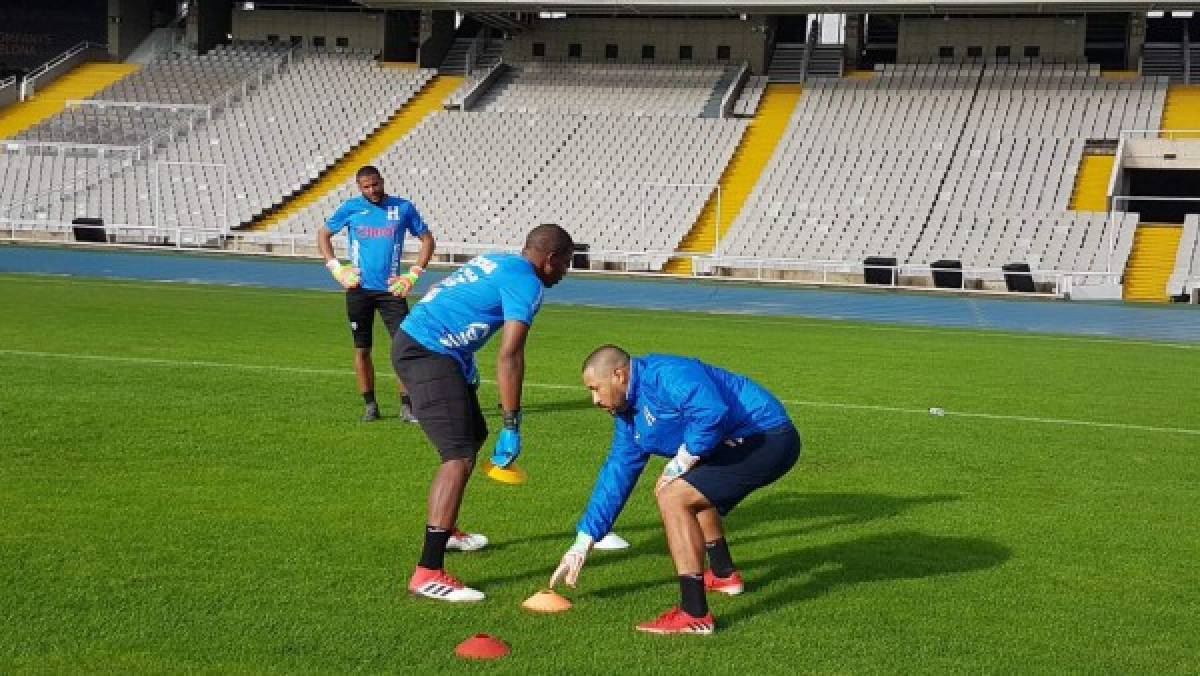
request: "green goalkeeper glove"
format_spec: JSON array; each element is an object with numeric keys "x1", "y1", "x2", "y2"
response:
[
  {"x1": 325, "y1": 259, "x2": 361, "y2": 289},
  {"x1": 387, "y1": 265, "x2": 424, "y2": 298}
]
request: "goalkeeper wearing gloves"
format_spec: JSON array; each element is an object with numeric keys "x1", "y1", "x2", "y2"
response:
[
  {"x1": 317, "y1": 165, "x2": 435, "y2": 423},
  {"x1": 550, "y1": 346, "x2": 801, "y2": 635}
]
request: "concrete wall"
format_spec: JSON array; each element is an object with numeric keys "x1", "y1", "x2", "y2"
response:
[
  {"x1": 108, "y1": 0, "x2": 155, "y2": 61},
  {"x1": 0, "y1": 0, "x2": 107, "y2": 71},
  {"x1": 899, "y1": 16, "x2": 1086, "y2": 62},
  {"x1": 1124, "y1": 139, "x2": 1200, "y2": 170},
  {"x1": 0, "y1": 78, "x2": 19, "y2": 108},
  {"x1": 504, "y1": 17, "x2": 770, "y2": 72},
  {"x1": 232, "y1": 8, "x2": 385, "y2": 52}
]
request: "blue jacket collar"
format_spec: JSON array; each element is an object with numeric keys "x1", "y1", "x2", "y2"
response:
[{"x1": 623, "y1": 357, "x2": 642, "y2": 414}]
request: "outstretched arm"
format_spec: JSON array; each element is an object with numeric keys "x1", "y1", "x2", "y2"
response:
[{"x1": 496, "y1": 319, "x2": 529, "y2": 416}]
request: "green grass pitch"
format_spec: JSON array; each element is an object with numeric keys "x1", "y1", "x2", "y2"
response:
[{"x1": 1, "y1": 274, "x2": 1198, "y2": 673}]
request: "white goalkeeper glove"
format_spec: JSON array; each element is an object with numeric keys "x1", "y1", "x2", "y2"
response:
[
  {"x1": 325, "y1": 259, "x2": 361, "y2": 289},
  {"x1": 549, "y1": 532, "x2": 594, "y2": 589},
  {"x1": 655, "y1": 444, "x2": 700, "y2": 495}
]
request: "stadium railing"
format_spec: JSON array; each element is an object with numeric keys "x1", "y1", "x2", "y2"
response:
[
  {"x1": 20, "y1": 42, "x2": 109, "y2": 101},
  {"x1": 2, "y1": 222, "x2": 1126, "y2": 299},
  {"x1": 719, "y1": 61, "x2": 750, "y2": 119},
  {"x1": 691, "y1": 254, "x2": 1119, "y2": 297},
  {"x1": 447, "y1": 60, "x2": 507, "y2": 110}
]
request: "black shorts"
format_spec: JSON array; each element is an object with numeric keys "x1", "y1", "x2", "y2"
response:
[
  {"x1": 684, "y1": 423, "x2": 802, "y2": 515},
  {"x1": 346, "y1": 288, "x2": 409, "y2": 349},
  {"x1": 391, "y1": 329, "x2": 488, "y2": 461}
]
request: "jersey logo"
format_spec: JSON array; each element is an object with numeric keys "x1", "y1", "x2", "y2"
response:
[
  {"x1": 388, "y1": 206, "x2": 400, "y2": 221},
  {"x1": 439, "y1": 322, "x2": 491, "y2": 349},
  {"x1": 643, "y1": 406, "x2": 656, "y2": 426}
]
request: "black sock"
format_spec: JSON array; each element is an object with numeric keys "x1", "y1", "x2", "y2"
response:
[
  {"x1": 679, "y1": 574, "x2": 708, "y2": 617},
  {"x1": 705, "y1": 538, "x2": 737, "y2": 578},
  {"x1": 419, "y1": 526, "x2": 451, "y2": 570},
  {"x1": 362, "y1": 390, "x2": 377, "y2": 406},
  {"x1": 401, "y1": 394, "x2": 412, "y2": 407}
]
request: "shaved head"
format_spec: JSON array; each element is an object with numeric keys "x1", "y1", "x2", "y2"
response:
[
  {"x1": 582, "y1": 345, "x2": 632, "y2": 416},
  {"x1": 582, "y1": 344, "x2": 630, "y2": 375}
]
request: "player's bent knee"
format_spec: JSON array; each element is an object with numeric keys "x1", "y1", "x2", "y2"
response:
[{"x1": 657, "y1": 480, "x2": 710, "y2": 512}]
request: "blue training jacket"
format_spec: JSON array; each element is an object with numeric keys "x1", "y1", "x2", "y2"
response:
[{"x1": 575, "y1": 354, "x2": 792, "y2": 540}]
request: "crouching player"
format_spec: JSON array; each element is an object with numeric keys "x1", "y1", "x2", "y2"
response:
[{"x1": 550, "y1": 345, "x2": 801, "y2": 634}]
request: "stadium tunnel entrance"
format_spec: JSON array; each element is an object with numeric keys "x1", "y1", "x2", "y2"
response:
[{"x1": 1122, "y1": 168, "x2": 1200, "y2": 223}]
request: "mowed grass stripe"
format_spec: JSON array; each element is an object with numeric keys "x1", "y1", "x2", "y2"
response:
[
  {"x1": 1, "y1": 275, "x2": 1198, "y2": 673},
  {"x1": 1, "y1": 348, "x2": 1198, "y2": 437}
]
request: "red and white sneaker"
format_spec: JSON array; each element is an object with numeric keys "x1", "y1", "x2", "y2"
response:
[
  {"x1": 704, "y1": 569, "x2": 745, "y2": 596},
  {"x1": 446, "y1": 529, "x2": 489, "y2": 552},
  {"x1": 407, "y1": 566, "x2": 485, "y2": 602},
  {"x1": 635, "y1": 607, "x2": 715, "y2": 635}
]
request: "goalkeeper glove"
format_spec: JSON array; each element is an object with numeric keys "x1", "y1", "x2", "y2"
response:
[
  {"x1": 387, "y1": 265, "x2": 424, "y2": 298},
  {"x1": 325, "y1": 259, "x2": 361, "y2": 289},
  {"x1": 656, "y1": 444, "x2": 700, "y2": 495},
  {"x1": 549, "y1": 532, "x2": 594, "y2": 588},
  {"x1": 490, "y1": 409, "x2": 521, "y2": 468}
]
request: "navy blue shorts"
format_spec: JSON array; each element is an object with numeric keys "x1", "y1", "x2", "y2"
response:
[{"x1": 683, "y1": 424, "x2": 802, "y2": 515}]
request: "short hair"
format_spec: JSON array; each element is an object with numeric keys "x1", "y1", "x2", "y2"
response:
[
  {"x1": 355, "y1": 165, "x2": 382, "y2": 181},
  {"x1": 524, "y1": 223, "x2": 574, "y2": 257},
  {"x1": 582, "y1": 344, "x2": 630, "y2": 374}
]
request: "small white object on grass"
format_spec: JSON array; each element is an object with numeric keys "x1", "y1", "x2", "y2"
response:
[
  {"x1": 929, "y1": 407, "x2": 945, "y2": 416},
  {"x1": 593, "y1": 533, "x2": 630, "y2": 550}
]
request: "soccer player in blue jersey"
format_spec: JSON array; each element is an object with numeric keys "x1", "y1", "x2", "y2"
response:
[
  {"x1": 392, "y1": 223, "x2": 574, "y2": 602},
  {"x1": 318, "y1": 166, "x2": 435, "y2": 424},
  {"x1": 549, "y1": 345, "x2": 802, "y2": 634}
]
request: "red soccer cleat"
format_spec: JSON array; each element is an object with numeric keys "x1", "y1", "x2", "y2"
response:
[
  {"x1": 635, "y1": 607, "x2": 715, "y2": 635},
  {"x1": 704, "y1": 569, "x2": 745, "y2": 596},
  {"x1": 408, "y1": 566, "x2": 485, "y2": 602}
]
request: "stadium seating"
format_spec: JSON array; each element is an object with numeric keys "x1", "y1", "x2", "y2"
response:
[
  {"x1": 732, "y1": 75, "x2": 769, "y2": 117},
  {"x1": 273, "y1": 108, "x2": 746, "y2": 268},
  {"x1": 1167, "y1": 213, "x2": 1200, "y2": 295},
  {"x1": 721, "y1": 62, "x2": 1168, "y2": 279},
  {"x1": 1, "y1": 46, "x2": 434, "y2": 231},
  {"x1": 477, "y1": 62, "x2": 729, "y2": 117}
]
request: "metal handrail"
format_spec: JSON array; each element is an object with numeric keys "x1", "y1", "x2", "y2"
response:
[
  {"x1": 21, "y1": 41, "x2": 107, "y2": 100},
  {"x1": 719, "y1": 61, "x2": 749, "y2": 119},
  {"x1": 0, "y1": 220, "x2": 1136, "y2": 299}
]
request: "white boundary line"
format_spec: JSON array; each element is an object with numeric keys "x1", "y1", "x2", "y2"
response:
[
  {"x1": 1, "y1": 274, "x2": 1197, "y2": 351},
  {"x1": 1, "y1": 348, "x2": 1196, "y2": 437}
]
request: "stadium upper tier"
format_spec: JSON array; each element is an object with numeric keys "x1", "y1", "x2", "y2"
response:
[
  {"x1": 477, "y1": 62, "x2": 731, "y2": 117},
  {"x1": 0, "y1": 47, "x2": 434, "y2": 229},
  {"x1": 721, "y1": 62, "x2": 1168, "y2": 276},
  {"x1": 13, "y1": 44, "x2": 290, "y2": 147}
]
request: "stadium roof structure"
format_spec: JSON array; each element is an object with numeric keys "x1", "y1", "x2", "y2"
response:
[{"x1": 359, "y1": 1, "x2": 1199, "y2": 13}]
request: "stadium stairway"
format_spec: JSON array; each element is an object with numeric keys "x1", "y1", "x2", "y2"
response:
[
  {"x1": 1123, "y1": 224, "x2": 1183, "y2": 302},
  {"x1": 1160, "y1": 85, "x2": 1200, "y2": 139},
  {"x1": 1068, "y1": 154, "x2": 1115, "y2": 212},
  {"x1": 0, "y1": 63, "x2": 140, "y2": 139},
  {"x1": 252, "y1": 72, "x2": 463, "y2": 230},
  {"x1": 663, "y1": 84, "x2": 803, "y2": 275}
]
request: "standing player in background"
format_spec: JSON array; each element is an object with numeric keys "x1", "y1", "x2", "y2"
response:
[
  {"x1": 318, "y1": 166, "x2": 434, "y2": 423},
  {"x1": 550, "y1": 345, "x2": 802, "y2": 634},
  {"x1": 393, "y1": 224, "x2": 574, "y2": 602}
]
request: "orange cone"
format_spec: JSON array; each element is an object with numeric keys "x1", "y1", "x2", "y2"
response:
[
  {"x1": 521, "y1": 589, "x2": 573, "y2": 614},
  {"x1": 455, "y1": 633, "x2": 510, "y2": 660}
]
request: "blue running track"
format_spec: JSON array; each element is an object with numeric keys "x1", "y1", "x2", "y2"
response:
[{"x1": 2, "y1": 244, "x2": 1197, "y2": 343}]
